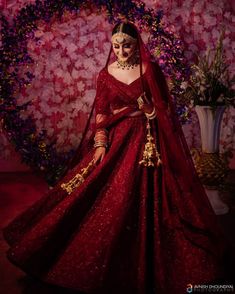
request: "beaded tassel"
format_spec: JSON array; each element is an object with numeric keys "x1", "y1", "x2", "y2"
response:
[
  {"x1": 61, "y1": 160, "x2": 95, "y2": 195},
  {"x1": 139, "y1": 119, "x2": 162, "y2": 167}
]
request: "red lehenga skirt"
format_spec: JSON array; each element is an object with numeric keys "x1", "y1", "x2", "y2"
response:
[
  {"x1": 4, "y1": 60, "x2": 228, "y2": 293},
  {"x1": 3, "y1": 110, "x2": 226, "y2": 294}
]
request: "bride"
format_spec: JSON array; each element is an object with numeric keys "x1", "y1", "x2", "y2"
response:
[{"x1": 3, "y1": 21, "x2": 227, "y2": 294}]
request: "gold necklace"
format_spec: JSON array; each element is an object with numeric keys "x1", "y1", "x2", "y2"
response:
[{"x1": 117, "y1": 55, "x2": 139, "y2": 70}]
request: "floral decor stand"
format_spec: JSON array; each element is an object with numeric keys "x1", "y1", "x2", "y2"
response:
[{"x1": 193, "y1": 105, "x2": 229, "y2": 215}]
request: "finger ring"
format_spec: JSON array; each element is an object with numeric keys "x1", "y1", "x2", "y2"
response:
[{"x1": 137, "y1": 96, "x2": 144, "y2": 109}]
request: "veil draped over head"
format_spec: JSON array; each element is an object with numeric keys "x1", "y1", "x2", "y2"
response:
[{"x1": 67, "y1": 22, "x2": 226, "y2": 259}]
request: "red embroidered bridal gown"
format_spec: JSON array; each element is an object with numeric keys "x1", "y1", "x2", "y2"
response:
[{"x1": 3, "y1": 65, "x2": 226, "y2": 294}]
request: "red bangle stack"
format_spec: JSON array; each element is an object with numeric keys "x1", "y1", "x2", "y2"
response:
[{"x1": 94, "y1": 128, "x2": 108, "y2": 148}]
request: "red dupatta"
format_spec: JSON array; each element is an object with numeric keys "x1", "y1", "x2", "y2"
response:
[{"x1": 66, "y1": 22, "x2": 226, "y2": 259}]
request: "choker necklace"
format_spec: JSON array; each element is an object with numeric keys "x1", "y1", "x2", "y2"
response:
[{"x1": 117, "y1": 55, "x2": 139, "y2": 70}]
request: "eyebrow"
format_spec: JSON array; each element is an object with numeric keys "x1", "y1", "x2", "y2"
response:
[{"x1": 113, "y1": 42, "x2": 131, "y2": 46}]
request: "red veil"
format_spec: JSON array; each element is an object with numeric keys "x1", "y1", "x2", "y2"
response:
[{"x1": 68, "y1": 22, "x2": 226, "y2": 260}]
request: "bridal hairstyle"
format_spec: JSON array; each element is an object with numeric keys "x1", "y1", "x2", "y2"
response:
[{"x1": 112, "y1": 22, "x2": 138, "y2": 39}]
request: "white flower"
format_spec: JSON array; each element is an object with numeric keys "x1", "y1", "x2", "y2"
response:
[
  {"x1": 85, "y1": 47, "x2": 94, "y2": 57},
  {"x1": 63, "y1": 72, "x2": 73, "y2": 85},
  {"x1": 54, "y1": 81, "x2": 62, "y2": 92},
  {"x1": 53, "y1": 94, "x2": 64, "y2": 104},
  {"x1": 54, "y1": 67, "x2": 64, "y2": 78},
  {"x1": 83, "y1": 89, "x2": 96, "y2": 108},
  {"x1": 201, "y1": 31, "x2": 211, "y2": 44},
  {"x1": 76, "y1": 80, "x2": 85, "y2": 92},
  {"x1": 180, "y1": 81, "x2": 189, "y2": 90},
  {"x1": 34, "y1": 64, "x2": 44, "y2": 77},
  {"x1": 57, "y1": 131, "x2": 68, "y2": 145},
  {"x1": 69, "y1": 133, "x2": 82, "y2": 147},
  {"x1": 69, "y1": 100, "x2": 84, "y2": 113},
  {"x1": 44, "y1": 31, "x2": 54, "y2": 42},
  {"x1": 41, "y1": 83, "x2": 55, "y2": 101},
  {"x1": 203, "y1": 15, "x2": 217, "y2": 28},
  {"x1": 57, "y1": 117, "x2": 74, "y2": 129},
  {"x1": 78, "y1": 36, "x2": 89, "y2": 48},
  {"x1": 68, "y1": 86, "x2": 75, "y2": 96},
  {"x1": 71, "y1": 68, "x2": 80, "y2": 79},
  {"x1": 70, "y1": 52, "x2": 79, "y2": 61},
  {"x1": 193, "y1": 1, "x2": 204, "y2": 13},
  {"x1": 39, "y1": 100, "x2": 49, "y2": 113},
  {"x1": 211, "y1": 29, "x2": 220, "y2": 41},
  {"x1": 51, "y1": 40, "x2": 58, "y2": 48},
  {"x1": 33, "y1": 110, "x2": 44, "y2": 121},
  {"x1": 44, "y1": 69, "x2": 54, "y2": 80},
  {"x1": 66, "y1": 42, "x2": 77, "y2": 54},
  {"x1": 96, "y1": 32, "x2": 106, "y2": 42},
  {"x1": 61, "y1": 88, "x2": 69, "y2": 97}
]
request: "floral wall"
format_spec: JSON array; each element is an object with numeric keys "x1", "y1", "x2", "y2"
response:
[{"x1": 0, "y1": 0, "x2": 234, "y2": 172}]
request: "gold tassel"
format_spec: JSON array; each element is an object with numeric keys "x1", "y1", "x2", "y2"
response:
[
  {"x1": 61, "y1": 159, "x2": 95, "y2": 195},
  {"x1": 139, "y1": 119, "x2": 162, "y2": 167}
]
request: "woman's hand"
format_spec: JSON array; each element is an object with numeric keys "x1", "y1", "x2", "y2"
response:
[
  {"x1": 137, "y1": 93, "x2": 154, "y2": 114},
  {"x1": 140, "y1": 103, "x2": 154, "y2": 114},
  {"x1": 93, "y1": 147, "x2": 106, "y2": 164}
]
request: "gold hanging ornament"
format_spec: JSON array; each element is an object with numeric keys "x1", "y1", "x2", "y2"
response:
[
  {"x1": 61, "y1": 159, "x2": 95, "y2": 195},
  {"x1": 139, "y1": 119, "x2": 162, "y2": 167}
]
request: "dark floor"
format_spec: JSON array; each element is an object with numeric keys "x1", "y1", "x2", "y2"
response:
[{"x1": 0, "y1": 171, "x2": 235, "y2": 293}]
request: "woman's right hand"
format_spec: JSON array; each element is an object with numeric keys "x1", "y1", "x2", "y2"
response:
[
  {"x1": 93, "y1": 147, "x2": 106, "y2": 164},
  {"x1": 137, "y1": 93, "x2": 153, "y2": 114}
]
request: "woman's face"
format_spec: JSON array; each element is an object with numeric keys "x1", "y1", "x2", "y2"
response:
[{"x1": 112, "y1": 41, "x2": 137, "y2": 63}]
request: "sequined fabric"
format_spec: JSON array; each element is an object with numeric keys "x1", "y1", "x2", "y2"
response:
[{"x1": 3, "y1": 67, "x2": 227, "y2": 294}]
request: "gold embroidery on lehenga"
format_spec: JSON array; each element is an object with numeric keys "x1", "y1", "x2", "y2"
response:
[{"x1": 61, "y1": 160, "x2": 95, "y2": 195}]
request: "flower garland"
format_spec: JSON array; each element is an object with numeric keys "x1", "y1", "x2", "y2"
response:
[{"x1": 0, "y1": 0, "x2": 190, "y2": 184}]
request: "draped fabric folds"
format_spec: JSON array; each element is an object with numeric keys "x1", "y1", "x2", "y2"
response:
[{"x1": 3, "y1": 24, "x2": 227, "y2": 294}]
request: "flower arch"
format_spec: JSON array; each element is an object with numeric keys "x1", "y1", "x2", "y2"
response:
[{"x1": 0, "y1": 0, "x2": 190, "y2": 184}]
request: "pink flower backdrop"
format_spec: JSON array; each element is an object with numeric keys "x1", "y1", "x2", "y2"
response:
[{"x1": 0, "y1": 0, "x2": 234, "y2": 171}]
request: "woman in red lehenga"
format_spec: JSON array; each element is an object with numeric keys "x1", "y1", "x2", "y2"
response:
[{"x1": 3, "y1": 22, "x2": 229, "y2": 293}]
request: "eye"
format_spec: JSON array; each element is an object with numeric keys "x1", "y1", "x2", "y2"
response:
[
  {"x1": 113, "y1": 44, "x2": 119, "y2": 49},
  {"x1": 123, "y1": 43, "x2": 131, "y2": 49}
]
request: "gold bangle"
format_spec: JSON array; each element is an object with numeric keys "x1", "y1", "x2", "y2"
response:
[
  {"x1": 145, "y1": 107, "x2": 156, "y2": 120},
  {"x1": 94, "y1": 141, "x2": 108, "y2": 148}
]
